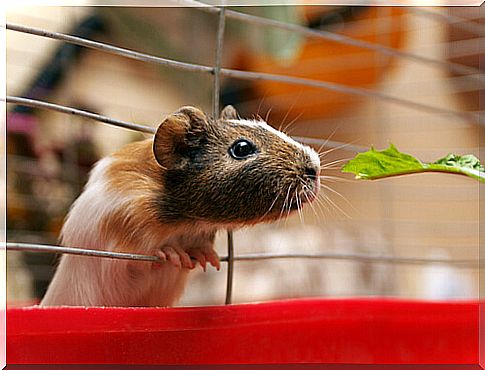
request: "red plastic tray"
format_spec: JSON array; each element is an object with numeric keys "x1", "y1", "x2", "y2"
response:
[{"x1": 7, "y1": 298, "x2": 479, "y2": 364}]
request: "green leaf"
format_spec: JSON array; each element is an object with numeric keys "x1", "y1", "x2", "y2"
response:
[
  {"x1": 342, "y1": 144, "x2": 485, "y2": 183},
  {"x1": 433, "y1": 153, "x2": 484, "y2": 171}
]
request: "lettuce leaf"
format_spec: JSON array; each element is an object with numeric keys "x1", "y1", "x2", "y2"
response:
[{"x1": 342, "y1": 144, "x2": 484, "y2": 183}]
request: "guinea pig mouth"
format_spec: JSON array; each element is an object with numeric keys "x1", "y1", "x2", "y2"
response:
[
  {"x1": 281, "y1": 178, "x2": 320, "y2": 213},
  {"x1": 300, "y1": 177, "x2": 320, "y2": 204},
  {"x1": 299, "y1": 188, "x2": 318, "y2": 204},
  {"x1": 287, "y1": 188, "x2": 318, "y2": 211}
]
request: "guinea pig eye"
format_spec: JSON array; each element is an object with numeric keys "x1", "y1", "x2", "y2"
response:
[{"x1": 229, "y1": 139, "x2": 257, "y2": 160}]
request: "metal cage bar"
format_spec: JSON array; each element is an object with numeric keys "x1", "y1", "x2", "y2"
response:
[
  {"x1": 5, "y1": 242, "x2": 479, "y2": 268},
  {"x1": 5, "y1": 22, "x2": 480, "y2": 124},
  {"x1": 211, "y1": 7, "x2": 235, "y2": 305},
  {"x1": 219, "y1": 7, "x2": 482, "y2": 77},
  {"x1": 4, "y1": 96, "x2": 360, "y2": 152}
]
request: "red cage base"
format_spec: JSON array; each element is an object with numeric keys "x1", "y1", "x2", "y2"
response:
[{"x1": 7, "y1": 298, "x2": 479, "y2": 364}]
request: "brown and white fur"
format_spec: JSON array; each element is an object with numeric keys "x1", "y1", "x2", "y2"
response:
[{"x1": 41, "y1": 105, "x2": 320, "y2": 307}]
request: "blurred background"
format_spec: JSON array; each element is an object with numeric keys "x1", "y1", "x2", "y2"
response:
[{"x1": 5, "y1": 5, "x2": 483, "y2": 306}]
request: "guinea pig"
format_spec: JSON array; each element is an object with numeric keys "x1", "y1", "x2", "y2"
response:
[{"x1": 41, "y1": 105, "x2": 321, "y2": 307}]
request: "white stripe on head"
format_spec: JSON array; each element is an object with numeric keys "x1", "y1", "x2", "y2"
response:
[{"x1": 227, "y1": 119, "x2": 321, "y2": 169}]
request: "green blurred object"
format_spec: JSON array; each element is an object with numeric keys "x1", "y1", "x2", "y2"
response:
[{"x1": 231, "y1": 7, "x2": 304, "y2": 63}]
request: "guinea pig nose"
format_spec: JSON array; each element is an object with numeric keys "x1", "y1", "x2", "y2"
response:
[{"x1": 304, "y1": 167, "x2": 317, "y2": 180}]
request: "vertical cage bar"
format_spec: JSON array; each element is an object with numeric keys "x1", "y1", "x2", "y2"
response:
[
  {"x1": 213, "y1": 7, "x2": 225, "y2": 118},
  {"x1": 225, "y1": 230, "x2": 234, "y2": 304},
  {"x1": 211, "y1": 7, "x2": 233, "y2": 305}
]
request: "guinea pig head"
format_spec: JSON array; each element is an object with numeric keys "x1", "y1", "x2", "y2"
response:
[{"x1": 153, "y1": 105, "x2": 320, "y2": 225}]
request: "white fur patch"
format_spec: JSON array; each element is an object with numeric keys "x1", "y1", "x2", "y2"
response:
[{"x1": 60, "y1": 157, "x2": 132, "y2": 250}]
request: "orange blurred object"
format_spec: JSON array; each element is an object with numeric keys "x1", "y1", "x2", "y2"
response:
[{"x1": 246, "y1": 7, "x2": 407, "y2": 122}]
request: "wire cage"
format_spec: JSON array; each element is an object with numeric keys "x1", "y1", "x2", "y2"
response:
[{"x1": 4, "y1": 3, "x2": 483, "y2": 365}]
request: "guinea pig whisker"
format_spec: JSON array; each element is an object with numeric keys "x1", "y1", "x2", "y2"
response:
[
  {"x1": 296, "y1": 176, "x2": 307, "y2": 194},
  {"x1": 318, "y1": 140, "x2": 359, "y2": 158},
  {"x1": 307, "y1": 189, "x2": 327, "y2": 221},
  {"x1": 264, "y1": 107, "x2": 273, "y2": 123},
  {"x1": 253, "y1": 113, "x2": 263, "y2": 122},
  {"x1": 284, "y1": 190, "x2": 296, "y2": 227},
  {"x1": 320, "y1": 157, "x2": 353, "y2": 167},
  {"x1": 321, "y1": 193, "x2": 349, "y2": 219},
  {"x1": 319, "y1": 182, "x2": 346, "y2": 202},
  {"x1": 316, "y1": 124, "x2": 341, "y2": 154},
  {"x1": 309, "y1": 184, "x2": 325, "y2": 217},
  {"x1": 319, "y1": 195, "x2": 334, "y2": 217},
  {"x1": 318, "y1": 158, "x2": 353, "y2": 173},
  {"x1": 314, "y1": 195, "x2": 328, "y2": 222},
  {"x1": 318, "y1": 162, "x2": 350, "y2": 175},
  {"x1": 301, "y1": 191, "x2": 313, "y2": 217},
  {"x1": 283, "y1": 113, "x2": 304, "y2": 135},
  {"x1": 302, "y1": 185, "x2": 320, "y2": 222},
  {"x1": 278, "y1": 111, "x2": 290, "y2": 132},
  {"x1": 299, "y1": 193, "x2": 306, "y2": 223},
  {"x1": 278, "y1": 91, "x2": 301, "y2": 132},
  {"x1": 295, "y1": 192, "x2": 304, "y2": 224},
  {"x1": 318, "y1": 175, "x2": 352, "y2": 183},
  {"x1": 287, "y1": 188, "x2": 296, "y2": 218},
  {"x1": 319, "y1": 177, "x2": 343, "y2": 197},
  {"x1": 293, "y1": 192, "x2": 300, "y2": 224},
  {"x1": 302, "y1": 183, "x2": 316, "y2": 197},
  {"x1": 278, "y1": 184, "x2": 293, "y2": 221},
  {"x1": 319, "y1": 187, "x2": 351, "y2": 219},
  {"x1": 256, "y1": 95, "x2": 265, "y2": 118},
  {"x1": 319, "y1": 182, "x2": 354, "y2": 211},
  {"x1": 319, "y1": 166, "x2": 347, "y2": 171}
]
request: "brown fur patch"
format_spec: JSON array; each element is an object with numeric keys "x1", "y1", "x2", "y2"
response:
[
  {"x1": 101, "y1": 139, "x2": 172, "y2": 253},
  {"x1": 107, "y1": 139, "x2": 164, "y2": 196}
]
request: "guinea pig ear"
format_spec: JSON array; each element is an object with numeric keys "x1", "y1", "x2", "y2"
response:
[
  {"x1": 153, "y1": 106, "x2": 208, "y2": 168},
  {"x1": 220, "y1": 105, "x2": 238, "y2": 120}
]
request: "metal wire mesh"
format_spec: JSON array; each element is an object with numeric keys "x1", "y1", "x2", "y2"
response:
[{"x1": 4, "y1": 4, "x2": 483, "y2": 305}]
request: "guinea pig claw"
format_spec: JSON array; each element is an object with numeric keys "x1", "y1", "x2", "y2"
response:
[
  {"x1": 190, "y1": 250, "x2": 207, "y2": 271},
  {"x1": 206, "y1": 250, "x2": 221, "y2": 271},
  {"x1": 187, "y1": 248, "x2": 220, "y2": 271}
]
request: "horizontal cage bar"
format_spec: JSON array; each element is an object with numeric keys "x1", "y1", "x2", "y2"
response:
[
  {"x1": 5, "y1": 96, "x2": 361, "y2": 152},
  {"x1": 4, "y1": 242, "x2": 479, "y2": 268},
  {"x1": 5, "y1": 23, "x2": 480, "y2": 124}
]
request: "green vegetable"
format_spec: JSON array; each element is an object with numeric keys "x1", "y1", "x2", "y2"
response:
[{"x1": 342, "y1": 144, "x2": 484, "y2": 183}]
